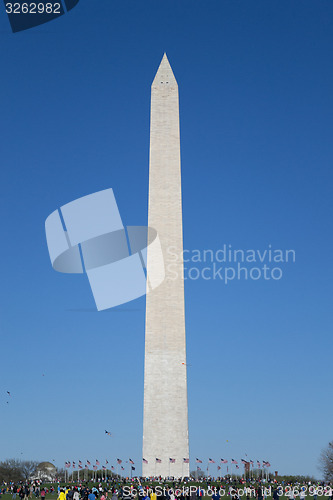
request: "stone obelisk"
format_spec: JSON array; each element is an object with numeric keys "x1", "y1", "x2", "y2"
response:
[{"x1": 143, "y1": 54, "x2": 189, "y2": 478}]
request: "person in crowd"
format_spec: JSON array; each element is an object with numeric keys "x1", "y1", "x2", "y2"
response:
[
  {"x1": 67, "y1": 488, "x2": 74, "y2": 500},
  {"x1": 272, "y1": 487, "x2": 279, "y2": 500},
  {"x1": 19, "y1": 487, "x2": 25, "y2": 500},
  {"x1": 58, "y1": 489, "x2": 66, "y2": 500},
  {"x1": 313, "y1": 486, "x2": 318, "y2": 500},
  {"x1": 257, "y1": 486, "x2": 263, "y2": 500},
  {"x1": 300, "y1": 487, "x2": 306, "y2": 500},
  {"x1": 80, "y1": 487, "x2": 88, "y2": 500}
]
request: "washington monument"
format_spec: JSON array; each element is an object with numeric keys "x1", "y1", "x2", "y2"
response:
[{"x1": 143, "y1": 54, "x2": 189, "y2": 478}]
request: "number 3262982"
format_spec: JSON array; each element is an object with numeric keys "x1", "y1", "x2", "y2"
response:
[{"x1": 5, "y1": 3, "x2": 61, "y2": 14}]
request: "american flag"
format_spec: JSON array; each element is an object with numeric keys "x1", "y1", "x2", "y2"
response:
[
  {"x1": 197, "y1": 466, "x2": 201, "y2": 471},
  {"x1": 196, "y1": 458, "x2": 202, "y2": 463},
  {"x1": 241, "y1": 459, "x2": 248, "y2": 464},
  {"x1": 121, "y1": 466, "x2": 124, "y2": 470},
  {"x1": 257, "y1": 460, "x2": 261, "y2": 468},
  {"x1": 231, "y1": 459, "x2": 238, "y2": 465},
  {"x1": 250, "y1": 460, "x2": 254, "y2": 465},
  {"x1": 102, "y1": 466, "x2": 106, "y2": 470},
  {"x1": 221, "y1": 459, "x2": 228, "y2": 464},
  {"x1": 65, "y1": 462, "x2": 70, "y2": 468},
  {"x1": 236, "y1": 465, "x2": 239, "y2": 469},
  {"x1": 263, "y1": 460, "x2": 271, "y2": 467},
  {"x1": 183, "y1": 458, "x2": 189, "y2": 463},
  {"x1": 93, "y1": 465, "x2": 97, "y2": 470},
  {"x1": 78, "y1": 460, "x2": 82, "y2": 466},
  {"x1": 155, "y1": 458, "x2": 161, "y2": 463},
  {"x1": 85, "y1": 465, "x2": 88, "y2": 470},
  {"x1": 106, "y1": 460, "x2": 109, "y2": 464},
  {"x1": 169, "y1": 458, "x2": 175, "y2": 463},
  {"x1": 111, "y1": 466, "x2": 115, "y2": 470},
  {"x1": 96, "y1": 459, "x2": 100, "y2": 466},
  {"x1": 117, "y1": 459, "x2": 122, "y2": 464},
  {"x1": 142, "y1": 458, "x2": 148, "y2": 464},
  {"x1": 217, "y1": 466, "x2": 221, "y2": 470},
  {"x1": 72, "y1": 462, "x2": 75, "y2": 468},
  {"x1": 209, "y1": 458, "x2": 215, "y2": 463},
  {"x1": 78, "y1": 465, "x2": 82, "y2": 469},
  {"x1": 87, "y1": 460, "x2": 91, "y2": 465},
  {"x1": 129, "y1": 459, "x2": 134, "y2": 464}
]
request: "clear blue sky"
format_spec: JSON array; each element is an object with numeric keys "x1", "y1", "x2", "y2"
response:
[{"x1": 0, "y1": 0, "x2": 332, "y2": 479}]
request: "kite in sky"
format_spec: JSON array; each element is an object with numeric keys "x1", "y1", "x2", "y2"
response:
[{"x1": 105, "y1": 430, "x2": 112, "y2": 436}]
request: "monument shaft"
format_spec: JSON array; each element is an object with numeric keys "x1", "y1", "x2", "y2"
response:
[{"x1": 143, "y1": 55, "x2": 189, "y2": 478}]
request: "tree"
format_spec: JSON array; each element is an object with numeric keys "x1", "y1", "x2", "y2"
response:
[
  {"x1": 0, "y1": 459, "x2": 39, "y2": 483},
  {"x1": 57, "y1": 467, "x2": 66, "y2": 482},
  {"x1": 319, "y1": 441, "x2": 333, "y2": 481},
  {"x1": 0, "y1": 459, "x2": 24, "y2": 483},
  {"x1": 21, "y1": 460, "x2": 39, "y2": 481},
  {"x1": 190, "y1": 469, "x2": 204, "y2": 479}
]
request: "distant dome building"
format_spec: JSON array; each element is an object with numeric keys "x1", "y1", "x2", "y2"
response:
[{"x1": 33, "y1": 462, "x2": 57, "y2": 481}]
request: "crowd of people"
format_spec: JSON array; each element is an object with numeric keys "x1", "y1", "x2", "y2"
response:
[
  {"x1": 1, "y1": 479, "x2": 332, "y2": 500},
  {"x1": 2, "y1": 484, "x2": 55, "y2": 499}
]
